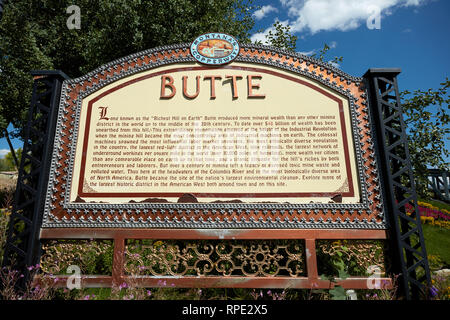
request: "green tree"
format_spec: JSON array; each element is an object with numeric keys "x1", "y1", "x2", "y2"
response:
[
  {"x1": 401, "y1": 79, "x2": 450, "y2": 197},
  {"x1": 311, "y1": 43, "x2": 343, "y2": 66},
  {"x1": 256, "y1": 20, "x2": 342, "y2": 66},
  {"x1": 256, "y1": 20, "x2": 298, "y2": 52},
  {"x1": 0, "y1": 0, "x2": 256, "y2": 154},
  {"x1": 4, "y1": 148, "x2": 21, "y2": 171},
  {"x1": 0, "y1": 158, "x2": 10, "y2": 171},
  {"x1": 0, "y1": 148, "x2": 21, "y2": 171}
]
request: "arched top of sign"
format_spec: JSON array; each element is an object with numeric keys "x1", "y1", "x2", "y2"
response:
[
  {"x1": 66, "y1": 42, "x2": 362, "y2": 89},
  {"x1": 190, "y1": 33, "x2": 240, "y2": 65},
  {"x1": 43, "y1": 39, "x2": 386, "y2": 230}
]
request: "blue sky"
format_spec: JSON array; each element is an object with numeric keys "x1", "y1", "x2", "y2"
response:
[
  {"x1": 0, "y1": 0, "x2": 448, "y2": 161},
  {"x1": 250, "y1": 0, "x2": 449, "y2": 90},
  {"x1": 249, "y1": 0, "x2": 449, "y2": 162}
]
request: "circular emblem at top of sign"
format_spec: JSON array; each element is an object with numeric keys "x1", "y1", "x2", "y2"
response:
[{"x1": 190, "y1": 33, "x2": 240, "y2": 65}]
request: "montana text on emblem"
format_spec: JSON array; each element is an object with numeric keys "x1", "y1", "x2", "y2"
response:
[{"x1": 190, "y1": 33, "x2": 240, "y2": 65}]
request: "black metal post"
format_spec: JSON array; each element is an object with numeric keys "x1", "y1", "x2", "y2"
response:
[
  {"x1": 0, "y1": 0, "x2": 4, "y2": 21},
  {"x1": 364, "y1": 69, "x2": 431, "y2": 300},
  {"x1": 1, "y1": 71, "x2": 69, "y2": 292}
]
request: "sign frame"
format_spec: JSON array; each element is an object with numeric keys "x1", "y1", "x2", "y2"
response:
[
  {"x1": 41, "y1": 43, "x2": 385, "y2": 231},
  {"x1": 1, "y1": 42, "x2": 430, "y2": 299}
]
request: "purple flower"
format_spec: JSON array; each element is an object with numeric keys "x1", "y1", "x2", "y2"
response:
[
  {"x1": 147, "y1": 290, "x2": 152, "y2": 296},
  {"x1": 430, "y1": 286, "x2": 439, "y2": 297},
  {"x1": 119, "y1": 282, "x2": 128, "y2": 290},
  {"x1": 84, "y1": 295, "x2": 90, "y2": 300}
]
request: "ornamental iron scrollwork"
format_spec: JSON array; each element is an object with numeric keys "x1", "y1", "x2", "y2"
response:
[
  {"x1": 124, "y1": 240, "x2": 305, "y2": 277},
  {"x1": 317, "y1": 240, "x2": 387, "y2": 276}
]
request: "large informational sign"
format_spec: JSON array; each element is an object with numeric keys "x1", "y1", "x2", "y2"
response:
[
  {"x1": 2, "y1": 32, "x2": 429, "y2": 297},
  {"x1": 42, "y1": 34, "x2": 385, "y2": 230}
]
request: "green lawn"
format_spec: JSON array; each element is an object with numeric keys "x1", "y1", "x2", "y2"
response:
[
  {"x1": 417, "y1": 198, "x2": 450, "y2": 267},
  {"x1": 422, "y1": 224, "x2": 450, "y2": 267}
]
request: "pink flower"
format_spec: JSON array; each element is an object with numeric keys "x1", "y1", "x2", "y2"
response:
[
  {"x1": 119, "y1": 282, "x2": 128, "y2": 289},
  {"x1": 157, "y1": 280, "x2": 167, "y2": 286}
]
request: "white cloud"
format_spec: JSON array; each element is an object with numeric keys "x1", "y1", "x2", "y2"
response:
[
  {"x1": 328, "y1": 61, "x2": 341, "y2": 69},
  {"x1": 253, "y1": 5, "x2": 278, "y2": 20},
  {"x1": 0, "y1": 149, "x2": 10, "y2": 158},
  {"x1": 404, "y1": 0, "x2": 424, "y2": 5},
  {"x1": 297, "y1": 49, "x2": 316, "y2": 56},
  {"x1": 250, "y1": 28, "x2": 273, "y2": 44},
  {"x1": 280, "y1": 0, "x2": 428, "y2": 34}
]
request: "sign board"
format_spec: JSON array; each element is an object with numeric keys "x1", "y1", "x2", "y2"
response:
[
  {"x1": 42, "y1": 36, "x2": 385, "y2": 230},
  {"x1": 3, "y1": 34, "x2": 430, "y2": 297}
]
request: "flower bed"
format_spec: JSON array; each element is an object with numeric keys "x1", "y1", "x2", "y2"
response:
[{"x1": 405, "y1": 201, "x2": 450, "y2": 229}]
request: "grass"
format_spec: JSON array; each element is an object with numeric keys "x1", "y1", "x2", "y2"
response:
[
  {"x1": 422, "y1": 223, "x2": 450, "y2": 267},
  {"x1": 73, "y1": 288, "x2": 112, "y2": 300},
  {"x1": 418, "y1": 197, "x2": 450, "y2": 266}
]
